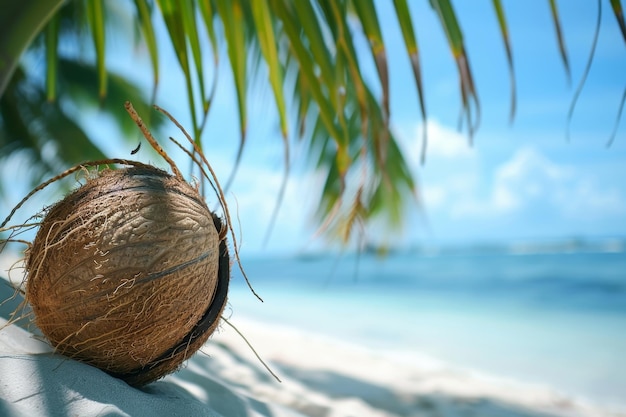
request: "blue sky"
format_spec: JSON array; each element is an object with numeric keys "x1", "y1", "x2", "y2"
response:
[
  {"x1": 395, "y1": 1, "x2": 626, "y2": 249},
  {"x1": 8, "y1": 1, "x2": 623, "y2": 255}
]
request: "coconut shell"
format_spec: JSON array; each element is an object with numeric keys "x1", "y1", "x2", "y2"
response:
[{"x1": 26, "y1": 165, "x2": 229, "y2": 386}]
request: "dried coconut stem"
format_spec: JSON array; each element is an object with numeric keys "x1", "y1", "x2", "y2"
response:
[
  {"x1": 124, "y1": 101, "x2": 183, "y2": 179},
  {"x1": 0, "y1": 224, "x2": 40, "y2": 233},
  {"x1": 166, "y1": 135, "x2": 222, "y2": 222}
]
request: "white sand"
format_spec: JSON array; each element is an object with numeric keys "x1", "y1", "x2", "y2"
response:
[
  {"x1": 0, "y1": 255, "x2": 624, "y2": 417},
  {"x1": 1, "y1": 311, "x2": 625, "y2": 417}
]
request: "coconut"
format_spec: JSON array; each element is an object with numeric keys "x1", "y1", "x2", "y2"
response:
[{"x1": 25, "y1": 164, "x2": 229, "y2": 386}]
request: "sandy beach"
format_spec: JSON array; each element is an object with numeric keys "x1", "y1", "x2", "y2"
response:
[
  {"x1": 2, "y1": 246, "x2": 626, "y2": 417},
  {"x1": 1, "y1": 306, "x2": 624, "y2": 417}
]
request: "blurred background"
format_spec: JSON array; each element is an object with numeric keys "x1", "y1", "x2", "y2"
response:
[{"x1": 1, "y1": 0, "x2": 625, "y2": 411}]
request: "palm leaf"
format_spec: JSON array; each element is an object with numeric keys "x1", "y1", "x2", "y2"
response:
[
  {"x1": 251, "y1": 0, "x2": 287, "y2": 140},
  {"x1": 180, "y1": 0, "x2": 208, "y2": 114},
  {"x1": 491, "y1": 0, "x2": 516, "y2": 123},
  {"x1": 214, "y1": 0, "x2": 251, "y2": 195},
  {"x1": 548, "y1": 0, "x2": 571, "y2": 83},
  {"x1": 606, "y1": 87, "x2": 626, "y2": 147},
  {"x1": 322, "y1": 0, "x2": 369, "y2": 141},
  {"x1": 57, "y1": 59, "x2": 163, "y2": 139},
  {"x1": 2, "y1": 0, "x2": 624, "y2": 246},
  {"x1": 0, "y1": 67, "x2": 106, "y2": 187},
  {"x1": 156, "y1": 0, "x2": 199, "y2": 140},
  {"x1": 270, "y1": 0, "x2": 346, "y2": 164},
  {"x1": 430, "y1": 0, "x2": 480, "y2": 140},
  {"x1": 566, "y1": 0, "x2": 602, "y2": 141},
  {"x1": 611, "y1": 0, "x2": 626, "y2": 42},
  {"x1": 86, "y1": 0, "x2": 107, "y2": 100},
  {"x1": 198, "y1": 0, "x2": 219, "y2": 65},
  {"x1": 292, "y1": 1, "x2": 336, "y2": 95},
  {"x1": 44, "y1": 14, "x2": 60, "y2": 102},
  {"x1": 352, "y1": 0, "x2": 390, "y2": 123},
  {"x1": 392, "y1": 0, "x2": 428, "y2": 163},
  {"x1": 251, "y1": 0, "x2": 291, "y2": 244},
  {"x1": 0, "y1": 0, "x2": 65, "y2": 97},
  {"x1": 133, "y1": 0, "x2": 159, "y2": 100}
]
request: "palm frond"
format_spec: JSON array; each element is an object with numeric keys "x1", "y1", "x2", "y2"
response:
[
  {"x1": 610, "y1": 0, "x2": 626, "y2": 42},
  {"x1": 1, "y1": 0, "x2": 624, "y2": 245},
  {"x1": 393, "y1": 0, "x2": 428, "y2": 164},
  {"x1": 0, "y1": 0, "x2": 66, "y2": 97},
  {"x1": 0, "y1": 67, "x2": 105, "y2": 188},
  {"x1": 548, "y1": 0, "x2": 571, "y2": 83},
  {"x1": 491, "y1": 0, "x2": 516, "y2": 123},
  {"x1": 57, "y1": 58, "x2": 164, "y2": 139}
]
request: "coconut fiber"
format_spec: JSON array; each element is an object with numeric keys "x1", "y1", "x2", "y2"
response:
[{"x1": 25, "y1": 165, "x2": 229, "y2": 386}]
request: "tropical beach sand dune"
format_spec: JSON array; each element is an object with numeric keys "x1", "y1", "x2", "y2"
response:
[{"x1": 1, "y1": 289, "x2": 624, "y2": 417}]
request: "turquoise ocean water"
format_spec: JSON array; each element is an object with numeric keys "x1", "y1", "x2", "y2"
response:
[{"x1": 228, "y1": 245, "x2": 626, "y2": 409}]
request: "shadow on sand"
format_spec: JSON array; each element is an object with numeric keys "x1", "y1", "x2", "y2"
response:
[
  {"x1": 273, "y1": 361, "x2": 563, "y2": 417},
  {"x1": 2, "y1": 279, "x2": 571, "y2": 417}
]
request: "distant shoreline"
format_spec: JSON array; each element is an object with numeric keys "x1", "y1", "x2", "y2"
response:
[{"x1": 289, "y1": 236, "x2": 626, "y2": 261}]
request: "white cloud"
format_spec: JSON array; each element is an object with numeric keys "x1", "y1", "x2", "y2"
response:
[
  {"x1": 559, "y1": 179, "x2": 626, "y2": 219},
  {"x1": 451, "y1": 146, "x2": 626, "y2": 222},
  {"x1": 421, "y1": 185, "x2": 447, "y2": 209},
  {"x1": 491, "y1": 147, "x2": 572, "y2": 212},
  {"x1": 375, "y1": 119, "x2": 626, "y2": 243},
  {"x1": 199, "y1": 122, "x2": 625, "y2": 252},
  {"x1": 399, "y1": 119, "x2": 476, "y2": 169},
  {"x1": 398, "y1": 119, "x2": 479, "y2": 211},
  {"x1": 424, "y1": 121, "x2": 475, "y2": 159},
  {"x1": 451, "y1": 147, "x2": 569, "y2": 217}
]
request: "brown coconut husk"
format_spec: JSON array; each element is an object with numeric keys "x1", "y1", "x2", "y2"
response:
[
  {"x1": 25, "y1": 165, "x2": 229, "y2": 386},
  {"x1": 0, "y1": 102, "x2": 265, "y2": 386}
]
